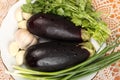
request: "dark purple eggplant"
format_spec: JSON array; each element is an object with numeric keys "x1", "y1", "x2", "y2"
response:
[
  {"x1": 38, "y1": 37, "x2": 53, "y2": 43},
  {"x1": 24, "y1": 41, "x2": 92, "y2": 72},
  {"x1": 27, "y1": 13, "x2": 90, "y2": 42}
]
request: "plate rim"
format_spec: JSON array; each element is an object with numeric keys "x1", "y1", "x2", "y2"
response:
[{"x1": 0, "y1": 0, "x2": 97, "y2": 80}]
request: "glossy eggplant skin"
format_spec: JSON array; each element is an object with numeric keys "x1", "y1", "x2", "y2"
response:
[
  {"x1": 24, "y1": 41, "x2": 90, "y2": 72},
  {"x1": 38, "y1": 37, "x2": 53, "y2": 43},
  {"x1": 27, "y1": 13, "x2": 82, "y2": 42}
]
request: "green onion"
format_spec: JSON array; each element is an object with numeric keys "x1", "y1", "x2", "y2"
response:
[{"x1": 62, "y1": 52, "x2": 120, "y2": 80}]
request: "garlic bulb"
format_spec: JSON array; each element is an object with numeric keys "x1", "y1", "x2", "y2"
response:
[{"x1": 15, "y1": 29, "x2": 37, "y2": 49}]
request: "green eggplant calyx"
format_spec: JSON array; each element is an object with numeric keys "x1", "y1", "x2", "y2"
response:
[
  {"x1": 78, "y1": 42, "x2": 95, "y2": 57},
  {"x1": 81, "y1": 29, "x2": 91, "y2": 41}
]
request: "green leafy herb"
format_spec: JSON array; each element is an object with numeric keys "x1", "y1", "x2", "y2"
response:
[{"x1": 21, "y1": 0, "x2": 110, "y2": 44}]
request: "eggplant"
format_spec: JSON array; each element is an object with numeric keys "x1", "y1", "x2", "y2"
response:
[
  {"x1": 24, "y1": 41, "x2": 91, "y2": 72},
  {"x1": 27, "y1": 13, "x2": 90, "y2": 42},
  {"x1": 38, "y1": 37, "x2": 53, "y2": 43}
]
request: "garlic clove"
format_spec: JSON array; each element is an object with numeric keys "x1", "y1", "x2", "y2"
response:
[
  {"x1": 16, "y1": 50, "x2": 25, "y2": 65},
  {"x1": 15, "y1": 7, "x2": 23, "y2": 22},
  {"x1": 18, "y1": 20, "x2": 27, "y2": 29},
  {"x1": 15, "y1": 29, "x2": 37, "y2": 49},
  {"x1": 28, "y1": 37, "x2": 38, "y2": 47},
  {"x1": 22, "y1": 12, "x2": 32, "y2": 20},
  {"x1": 9, "y1": 41, "x2": 19, "y2": 56}
]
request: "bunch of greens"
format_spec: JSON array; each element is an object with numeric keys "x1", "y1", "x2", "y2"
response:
[
  {"x1": 22, "y1": 0, "x2": 110, "y2": 44},
  {"x1": 9, "y1": 38, "x2": 120, "y2": 80}
]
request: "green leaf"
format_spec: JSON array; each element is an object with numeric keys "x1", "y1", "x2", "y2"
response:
[
  {"x1": 57, "y1": 8, "x2": 64, "y2": 16},
  {"x1": 71, "y1": 18, "x2": 82, "y2": 26},
  {"x1": 55, "y1": 0, "x2": 62, "y2": 4},
  {"x1": 26, "y1": 0, "x2": 31, "y2": 4},
  {"x1": 78, "y1": 0, "x2": 87, "y2": 11},
  {"x1": 21, "y1": 4, "x2": 33, "y2": 13},
  {"x1": 82, "y1": 19, "x2": 90, "y2": 27}
]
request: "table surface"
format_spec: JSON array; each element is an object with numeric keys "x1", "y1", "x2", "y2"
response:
[{"x1": 0, "y1": 0, "x2": 120, "y2": 80}]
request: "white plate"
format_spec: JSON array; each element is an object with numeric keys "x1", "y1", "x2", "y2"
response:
[{"x1": 0, "y1": 0, "x2": 97, "y2": 80}]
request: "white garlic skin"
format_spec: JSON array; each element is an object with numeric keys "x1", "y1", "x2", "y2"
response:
[
  {"x1": 16, "y1": 50, "x2": 25, "y2": 65},
  {"x1": 22, "y1": 12, "x2": 32, "y2": 20},
  {"x1": 15, "y1": 29, "x2": 37, "y2": 49},
  {"x1": 18, "y1": 20, "x2": 27, "y2": 29},
  {"x1": 9, "y1": 41, "x2": 19, "y2": 56}
]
